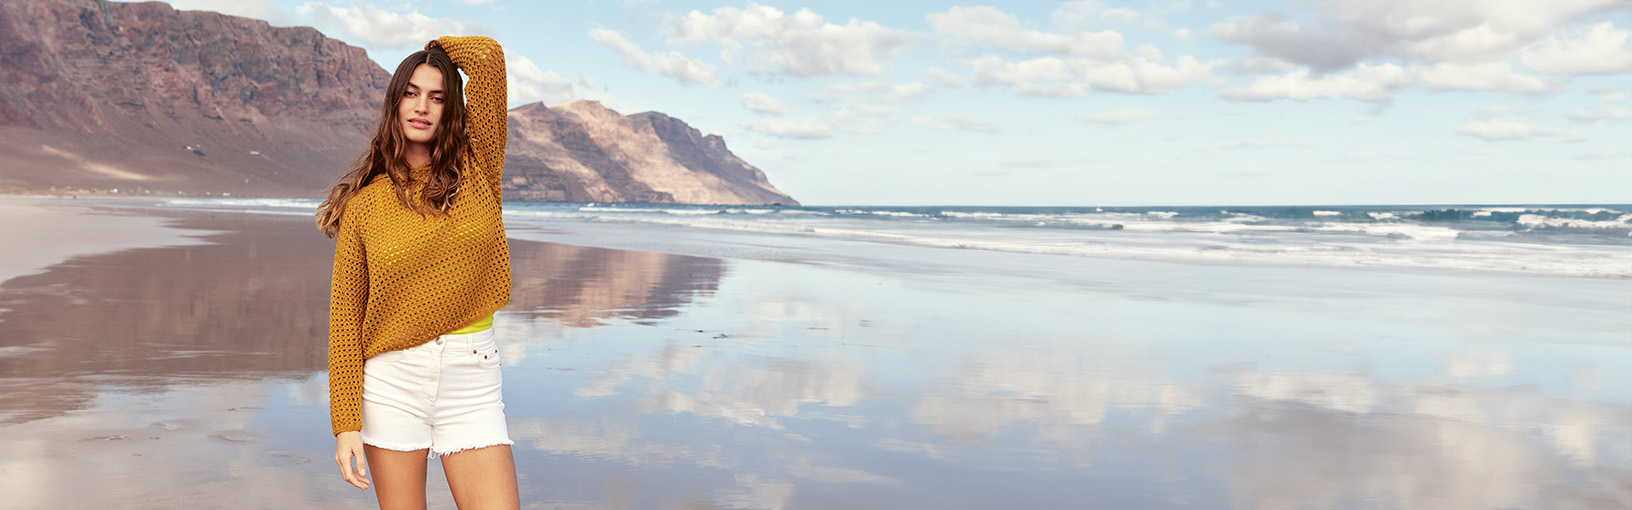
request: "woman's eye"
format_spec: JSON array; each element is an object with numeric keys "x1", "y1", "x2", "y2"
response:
[
  {"x1": 431, "y1": 96, "x2": 444, "y2": 103},
  {"x1": 403, "y1": 91, "x2": 416, "y2": 98}
]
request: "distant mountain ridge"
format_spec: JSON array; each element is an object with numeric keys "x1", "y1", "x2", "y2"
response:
[{"x1": 0, "y1": 0, "x2": 797, "y2": 205}]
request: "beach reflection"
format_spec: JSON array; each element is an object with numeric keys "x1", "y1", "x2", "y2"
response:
[
  {"x1": 0, "y1": 214, "x2": 723, "y2": 424},
  {"x1": 2, "y1": 209, "x2": 1628, "y2": 509}
]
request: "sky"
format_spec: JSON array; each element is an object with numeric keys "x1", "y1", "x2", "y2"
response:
[{"x1": 144, "y1": 0, "x2": 1631, "y2": 206}]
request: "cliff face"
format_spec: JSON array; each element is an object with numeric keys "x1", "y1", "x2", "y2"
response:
[
  {"x1": 0, "y1": 0, "x2": 388, "y2": 195},
  {"x1": 0, "y1": 0, "x2": 797, "y2": 205},
  {"x1": 504, "y1": 100, "x2": 798, "y2": 205}
]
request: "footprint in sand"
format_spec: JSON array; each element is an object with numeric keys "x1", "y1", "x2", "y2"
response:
[
  {"x1": 82, "y1": 435, "x2": 127, "y2": 441},
  {"x1": 267, "y1": 451, "x2": 311, "y2": 465},
  {"x1": 212, "y1": 430, "x2": 258, "y2": 443}
]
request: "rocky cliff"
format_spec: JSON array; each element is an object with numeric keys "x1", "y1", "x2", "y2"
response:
[
  {"x1": 504, "y1": 100, "x2": 796, "y2": 204},
  {"x1": 0, "y1": 0, "x2": 797, "y2": 205}
]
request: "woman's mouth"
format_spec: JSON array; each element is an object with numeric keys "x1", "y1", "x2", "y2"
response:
[{"x1": 408, "y1": 119, "x2": 432, "y2": 129}]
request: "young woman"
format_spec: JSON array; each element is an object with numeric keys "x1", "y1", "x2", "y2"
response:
[{"x1": 316, "y1": 35, "x2": 520, "y2": 509}]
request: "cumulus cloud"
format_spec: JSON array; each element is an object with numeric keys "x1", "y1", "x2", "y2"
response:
[
  {"x1": 506, "y1": 55, "x2": 597, "y2": 107},
  {"x1": 740, "y1": 92, "x2": 789, "y2": 115},
  {"x1": 588, "y1": 28, "x2": 723, "y2": 86},
  {"x1": 929, "y1": 6, "x2": 1213, "y2": 97},
  {"x1": 1519, "y1": 22, "x2": 1632, "y2": 75},
  {"x1": 1080, "y1": 108, "x2": 1159, "y2": 124},
  {"x1": 664, "y1": 3, "x2": 908, "y2": 77},
  {"x1": 928, "y1": 5, "x2": 1125, "y2": 58},
  {"x1": 1209, "y1": 0, "x2": 1623, "y2": 73},
  {"x1": 912, "y1": 115, "x2": 1000, "y2": 133},
  {"x1": 295, "y1": 3, "x2": 491, "y2": 48}
]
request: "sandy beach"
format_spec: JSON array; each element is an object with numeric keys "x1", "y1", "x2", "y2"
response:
[{"x1": 1, "y1": 196, "x2": 1628, "y2": 509}]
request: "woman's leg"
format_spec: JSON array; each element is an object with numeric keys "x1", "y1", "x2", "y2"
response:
[
  {"x1": 441, "y1": 444, "x2": 520, "y2": 510},
  {"x1": 364, "y1": 445, "x2": 430, "y2": 510}
]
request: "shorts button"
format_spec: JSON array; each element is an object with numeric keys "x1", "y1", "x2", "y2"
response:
[{"x1": 435, "y1": 339, "x2": 443, "y2": 345}]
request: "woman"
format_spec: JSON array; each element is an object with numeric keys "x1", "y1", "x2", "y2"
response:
[{"x1": 316, "y1": 35, "x2": 520, "y2": 509}]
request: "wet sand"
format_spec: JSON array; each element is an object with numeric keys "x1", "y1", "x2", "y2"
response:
[{"x1": 1, "y1": 197, "x2": 1628, "y2": 509}]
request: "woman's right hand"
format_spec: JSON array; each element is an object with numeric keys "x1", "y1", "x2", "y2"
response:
[{"x1": 334, "y1": 430, "x2": 370, "y2": 490}]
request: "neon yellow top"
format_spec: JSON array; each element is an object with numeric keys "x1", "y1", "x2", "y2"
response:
[{"x1": 449, "y1": 314, "x2": 493, "y2": 334}]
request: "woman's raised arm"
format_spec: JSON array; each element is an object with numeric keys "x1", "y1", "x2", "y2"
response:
[{"x1": 429, "y1": 36, "x2": 507, "y2": 194}]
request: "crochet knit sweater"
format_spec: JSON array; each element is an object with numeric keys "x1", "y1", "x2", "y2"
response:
[{"x1": 328, "y1": 36, "x2": 511, "y2": 436}]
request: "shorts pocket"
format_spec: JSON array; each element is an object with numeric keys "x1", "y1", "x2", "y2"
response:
[{"x1": 475, "y1": 343, "x2": 502, "y2": 370}]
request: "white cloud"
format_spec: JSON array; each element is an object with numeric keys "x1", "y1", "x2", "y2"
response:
[
  {"x1": 1208, "y1": 0, "x2": 1623, "y2": 72},
  {"x1": 295, "y1": 3, "x2": 491, "y2": 49},
  {"x1": 1565, "y1": 104, "x2": 1628, "y2": 122},
  {"x1": 1080, "y1": 109, "x2": 1159, "y2": 124},
  {"x1": 1174, "y1": 28, "x2": 1192, "y2": 41},
  {"x1": 1221, "y1": 63, "x2": 1412, "y2": 102},
  {"x1": 1222, "y1": 62, "x2": 1556, "y2": 102},
  {"x1": 912, "y1": 115, "x2": 1001, "y2": 133},
  {"x1": 665, "y1": 4, "x2": 908, "y2": 77},
  {"x1": 588, "y1": 29, "x2": 723, "y2": 86},
  {"x1": 166, "y1": 0, "x2": 291, "y2": 24},
  {"x1": 740, "y1": 92, "x2": 789, "y2": 115},
  {"x1": 506, "y1": 55, "x2": 597, "y2": 107},
  {"x1": 1520, "y1": 22, "x2": 1632, "y2": 75},
  {"x1": 928, "y1": 5, "x2": 1124, "y2": 59},
  {"x1": 1456, "y1": 119, "x2": 1537, "y2": 140},
  {"x1": 1415, "y1": 62, "x2": 1558, "y2": 94},
  {"x1": 930, "y1": 6, "x2": 1212, "y2": 97}
]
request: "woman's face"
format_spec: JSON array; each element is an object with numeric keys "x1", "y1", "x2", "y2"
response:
[{"x1": 398, "y1": 64, "x2": 445, "y2": 147}]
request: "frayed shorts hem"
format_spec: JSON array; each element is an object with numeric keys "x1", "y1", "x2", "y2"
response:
[
  {"x1": 362, "y1": 439, "x2": 435, "y2": 458},
  {"x1": 432, "y1": 439, "x2": 515, "y2": 458}
]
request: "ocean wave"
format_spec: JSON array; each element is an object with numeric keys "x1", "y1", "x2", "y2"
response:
[{"x1": 1517, "y1": 214, "x2": 1632, "y2": 230}]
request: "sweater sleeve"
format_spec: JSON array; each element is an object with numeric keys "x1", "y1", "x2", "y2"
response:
[
  {"x1": 431, "y1": 35, "x2": 507, "y2": 196},
  {"x1": 327, "y1": 208, "x2": 369, "y2": 436}
]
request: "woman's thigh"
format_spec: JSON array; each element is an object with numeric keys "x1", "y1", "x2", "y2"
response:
[
  {"x1": 441, "y1": 444, "x2": 520, "y2": 510},
  {"x1": 364, "y1": 445, "x2": 430, "y2": 510}
]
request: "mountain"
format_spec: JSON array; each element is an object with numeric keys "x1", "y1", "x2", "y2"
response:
[
  {"x1": 0, "y1": 0, "x2": 797, "y2": 205},
  {"x1": 504, "y1": 100, "x2": 796, "y2": 204}
]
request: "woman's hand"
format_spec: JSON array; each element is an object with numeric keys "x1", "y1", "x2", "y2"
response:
[{"x1": 334, "y1": 430, "x2": 370, "y2": 490}]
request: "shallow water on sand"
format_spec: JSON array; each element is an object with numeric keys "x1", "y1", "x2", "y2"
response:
[{"x1": 1, "y1": 209, "x2": 1627, "y2": 509}]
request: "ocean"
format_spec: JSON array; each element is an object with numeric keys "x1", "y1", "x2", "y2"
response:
[{"x1": 159, "y1": 198, "x2": 1632, "y2": 278}]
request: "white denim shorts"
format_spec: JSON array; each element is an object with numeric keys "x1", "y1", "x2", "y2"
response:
[{"x1": 360, "y1": 327, "x2": 512, "y2": 458}]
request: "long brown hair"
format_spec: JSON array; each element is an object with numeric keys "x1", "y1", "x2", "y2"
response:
[{"x1": 316, "y1": 47, "x2": 469, "y2": 238}]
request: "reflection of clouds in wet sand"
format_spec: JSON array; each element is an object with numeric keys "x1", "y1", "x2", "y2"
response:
[
  {"x1": 576, "y1": 343, "x2": 705, "y2": 398},
  {"x1": 910, "y1": 349, "x2": 1201, "y2": 448},
  {"x1": 1224, "y1": 372, "x2": 1632, "y2": 509},
  {"x1": 0, "y1": 375, "x2": 377, "y2": 509},
  {"x1": 640, "y1": 359, "x2": 873, "y2": 429},
  {"x1": 509, "y1": 418, "x2": 723, "y2": 468}
]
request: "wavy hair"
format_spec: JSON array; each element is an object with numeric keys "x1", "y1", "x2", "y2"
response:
[{"x1": 316, "y1": 46, "x2": 468, "y2": 238}]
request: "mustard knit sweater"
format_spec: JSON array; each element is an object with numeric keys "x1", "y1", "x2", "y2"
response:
[{"x1": 328, "y1": 36, "x2": 511, "y2": 436}]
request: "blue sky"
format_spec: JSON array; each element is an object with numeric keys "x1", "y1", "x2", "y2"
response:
[{"x1": 153, "y1": 0, "x2": 1631, "y2": 206}]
